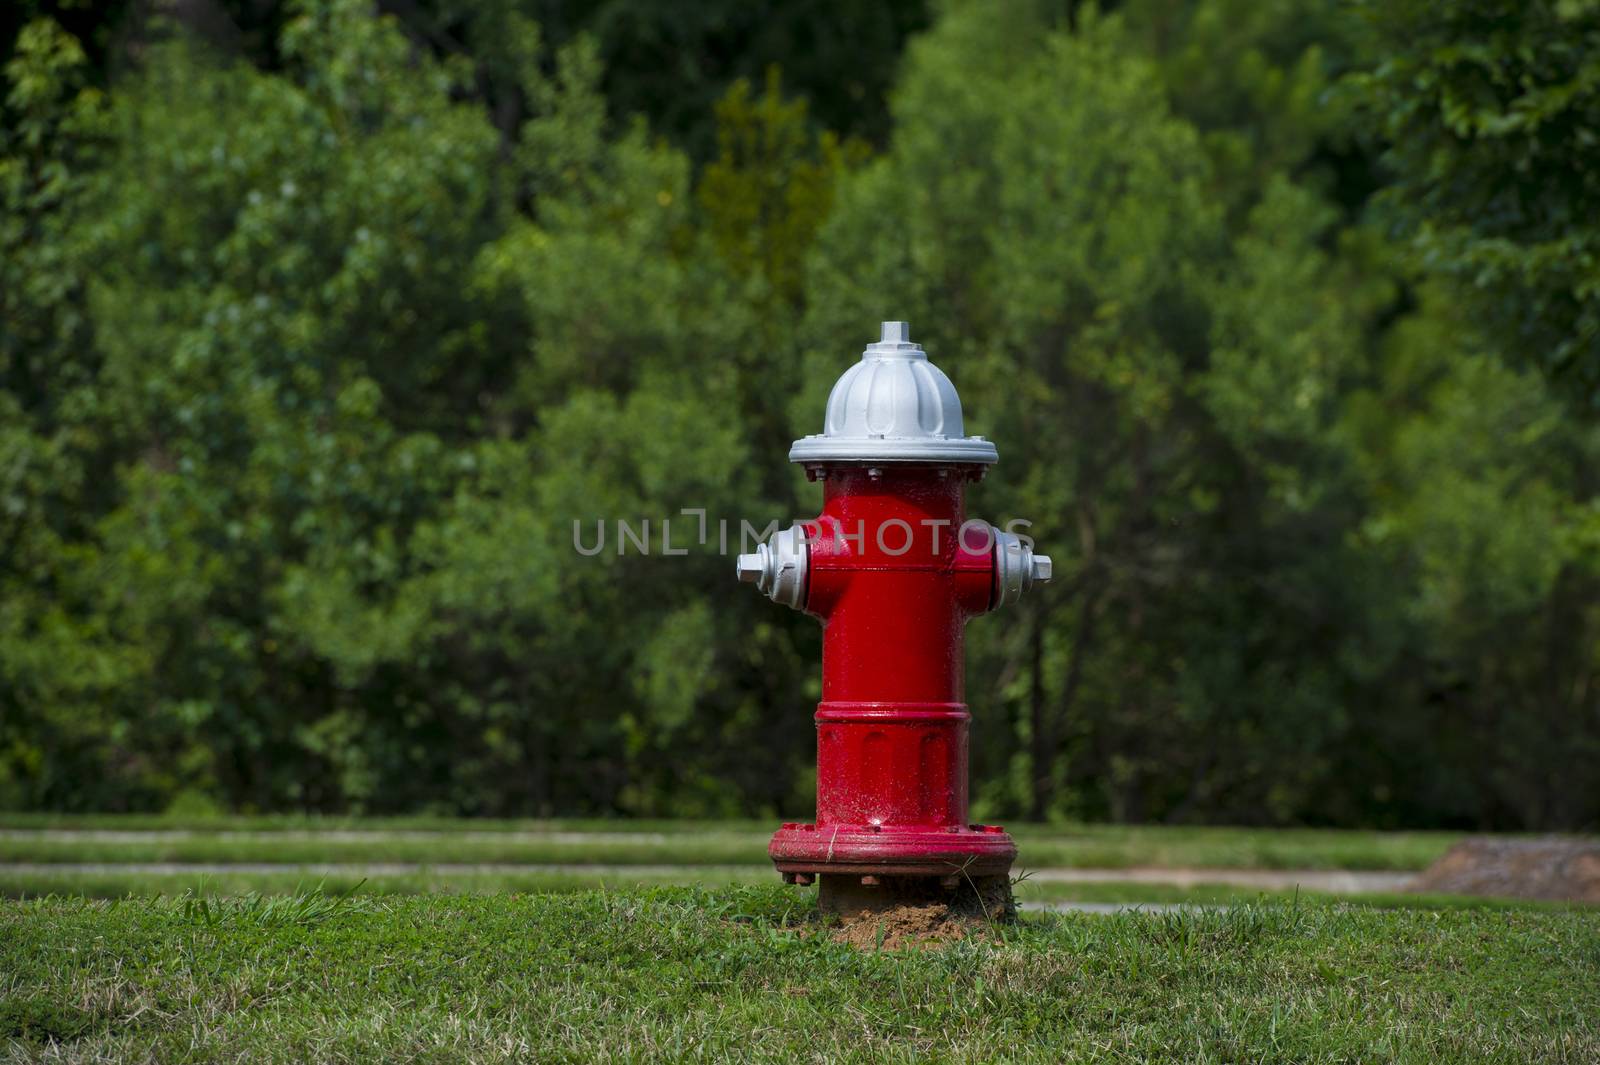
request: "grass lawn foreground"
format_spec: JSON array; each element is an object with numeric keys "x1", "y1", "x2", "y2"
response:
[{"x1": 3, "y1": 885, "x2": 1597, "y2": 1062}]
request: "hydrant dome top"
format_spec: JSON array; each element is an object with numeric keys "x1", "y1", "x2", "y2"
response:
[{"x1": 788, "y1": 322, "x2": 1000, "y2": 466}]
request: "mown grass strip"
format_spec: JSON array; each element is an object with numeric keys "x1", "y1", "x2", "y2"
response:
[
  {"x1": 0, "y1": 836, "x2": 770, "y2": 867},
  {"x1": 0, "y1": 819, "x2": 1470, "y2": 870},
  {"x1": 0, "y1": 866, "x2": 771, "y2": 900}
]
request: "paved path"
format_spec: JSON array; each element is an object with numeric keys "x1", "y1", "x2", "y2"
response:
[
  {"x1": 1023, "y1": 866, "x2": 1414, "y2": 893},
  {"x1": 1020, "y1": 901, "x2": 1214, "y2": 914}
]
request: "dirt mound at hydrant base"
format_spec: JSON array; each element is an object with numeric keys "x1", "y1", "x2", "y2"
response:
[
  {"x1": 1410, "y1": 837, "x2": 1600, "y2": 903},
  {"x1": 830, "y1": 902, "x2": 980, "y2": 950},
  {"x1": 822, "y1": 874, "x2": 1015, "y2": 949}
]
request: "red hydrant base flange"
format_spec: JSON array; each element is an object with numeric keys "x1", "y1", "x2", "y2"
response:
[{"x1": 769, "y1": 822, "x2": 1016, "y2": 878}]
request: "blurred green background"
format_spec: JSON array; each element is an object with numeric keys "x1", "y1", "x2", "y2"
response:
[{"x1": 2, "y1": 0, "x2": 1596, "y2": 830}]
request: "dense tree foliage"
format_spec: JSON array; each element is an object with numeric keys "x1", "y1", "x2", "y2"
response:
[
  {"x1": 1353, "y1": 0, "x2": 1600, "y2": 409},
  {"x1": 2, "y1": 0, "x2": 1595, "y2": 827}
]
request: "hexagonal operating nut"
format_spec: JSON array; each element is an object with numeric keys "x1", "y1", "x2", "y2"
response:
[
  {"x1": 1031, "y1": 554, "x2": 1053, "y2": 583},
  {"x1": 735, "y1": 553, "x2": 764, "y2": 583}
]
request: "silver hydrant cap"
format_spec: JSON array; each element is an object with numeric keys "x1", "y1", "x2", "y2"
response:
[{"x1": 788, "y1": 322, "x2": 1000, "y2": 466}]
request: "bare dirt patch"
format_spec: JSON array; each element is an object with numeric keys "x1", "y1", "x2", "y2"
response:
[
  {"x1": 821, "y1": 874, "x2": 1015, "y2": 949},
  {"x1": 830, "y1": 902, "x2": 980, "y2": 949},
  {"x1": 1409, "y1": 837, "x2": 1600, "y2": 902}
]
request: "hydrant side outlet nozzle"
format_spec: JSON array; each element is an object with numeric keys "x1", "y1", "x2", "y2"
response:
[
  {"x1": 740, "y1": 321, "x2": 1048, "y2": 887},
  {"x1": 734, "y1": 525, "x2": 808, "y2": 609},
  {"x1": 994, "y1": 527, "x2": 1053, "y2": 608}
]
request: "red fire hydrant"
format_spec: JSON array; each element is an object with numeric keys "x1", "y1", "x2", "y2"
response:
[{"x1": 737, "y1": 322, "x2": 1050, "y2": 913}]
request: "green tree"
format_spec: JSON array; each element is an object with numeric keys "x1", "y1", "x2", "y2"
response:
[
  {"x1": 1341, "y1": 290, "x2": 1600, "y2": 827},
  {"x1": 0, "y1": 0, "x2": 843, "y2": 817},
  {"x1": 1351, "y1": 0, "x2": 1600, "y2": 408},
  {"x1": 0, "y1": 19, "x2": 125, "y2": 809}
]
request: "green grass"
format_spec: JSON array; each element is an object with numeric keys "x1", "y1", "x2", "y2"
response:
[
  {"x1": 2, "y1": 886, "x2": 1595, "y2": 1062},
  {"x1": 0, "y1": 816, "x2": 1466, "y2": 870}
]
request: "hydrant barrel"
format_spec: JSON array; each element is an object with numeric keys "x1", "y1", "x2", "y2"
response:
[
  {"x1": 808, "y1": 466, "x2": 991, "y2": 830},
  {"x1": 739, "y1": 322, "x2": 1049, "y2": 885}
]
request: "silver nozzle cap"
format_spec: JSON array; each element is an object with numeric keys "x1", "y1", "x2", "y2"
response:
[
  {"x1": 732, "y1": 525, "x2": 809, "y2": 610},
  {"x1": 993, "y1": 527, "x2": 1052, "y2": 609}
]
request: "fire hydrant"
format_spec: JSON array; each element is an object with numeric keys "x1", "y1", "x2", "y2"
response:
[{"x1": 736, "y1": 321, "x2": 1050, "y2": 914}]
